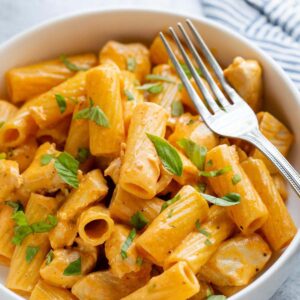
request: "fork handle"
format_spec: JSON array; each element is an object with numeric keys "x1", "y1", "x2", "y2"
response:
[{"x1": 244, "y1": 129, "x2": 300, "y2": 197}]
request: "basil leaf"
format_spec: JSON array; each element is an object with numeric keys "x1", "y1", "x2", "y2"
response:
[
  {"x1": 26, "y1": 246, "x2": 39, "y2": 263},
  {"x1": 0, "y1": 153, "x2": 6, "y2": 160},
  {"x1": 178, "y1": 83, "x2": 183, "y2": 92},
  {"x1": 207, "y1": 296, "x2": 227, "y2": 300},
  {"x1": 232, "y1": 174, "x2": 241, "y2": 185},
  {"x1": 206, "y1": 159, "x2": 213, "y2": 167},
  {"x1": 136, "y1": 256, "x2": 143, "y2": 266},
  {"x1": 200, "y1": 166, "x2": 232, "y2": 177},
  {"x1": 195, "y1": 220, "x2": 211, "y2": 238},
  {"x1": 124, "y1": 90, "x2": 135, "y2": 101},
  {"x1": 201, "y1": 193, "x2": 241, "y2": 206},
  {"x1": 73, "y1": 107, "x2": 90, "y2": 120},
  {"x1": 60, "y1": 54, "x2": 88, "y2": 72},
  {"x1": 171, "y1": 100, "x2": 184, "y2": 117},
  {"x1": 31, "y1": 215, "x2": 58, "y2": 233},
  {"x1": 55, "y1": 94, "x2": 67, "y2": 113},
  {"x1": 12, "y1": 211, "x2": 28, "y2": 226},
  {"x1": 147, "y1": 133, "x2": 183, "y2": 176},
  {"x1": 130, "y1": 211, "x2": 149, "y2": 230},
  {"x1": 137, "y1": 83, "x2": 164, "y2": 94},
  {"x1": 146, "y1": 74, "x2": 176, "y2": 83},
  {"x1": 4, "y1": 201, "x2": 23, "y2": 213},
  {"x1": 205, "y1": 239, "x2": 213, "y2": 246},
  {"x1": 180, "y1": 63, "x2": 202, "y2": 79},
  {"x1": 63, "y1": 257, "x2": 82, "y2": 276},
  {"x1": 12, "y1": 226, "x2": 33, "y2": 245},
  {"x1": 54, "y1": 152, "x2": 79, "y2": 188},
  {"x1": 121, "y1": 228, "x2": 136, "y2": 259},
  {"x1": 46, "y1": 250, "x2": 54, "y2": 265},
  {"x1": 161, "y1": 194, "x2": 181, "y2": 212},
  {"x1": 40, "y1": 154, "x2": 55, "y2": 166},
  {"x1": 177, "y1": 139, "x2": 207, "y2": 171},
  {"x1": 127, "y1": 57, "x2": 137, "y2": 72},
  {"x1": 76, "y1": 147, "x2": 90, "y2": 163},
  {"x1": 89, "y1": 106, "x2": 109, "y2": 127},
  {"x1": 194, "y1": 182, "x2": 207, "y2": 193}
]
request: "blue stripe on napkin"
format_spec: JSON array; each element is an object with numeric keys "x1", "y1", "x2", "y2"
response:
[{"x1": 201, "y1": 0, "x2": 300, "y2": 88}]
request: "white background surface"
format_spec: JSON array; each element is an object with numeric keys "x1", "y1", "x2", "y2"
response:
[{"x1": 0, "y1": 0, "x2": 299, "y2": 299}]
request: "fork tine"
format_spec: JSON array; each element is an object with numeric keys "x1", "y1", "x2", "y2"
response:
[
  {"x1": 159, "y1": 32, "x2": 211, "y2": 119},
  {"x1": 177, "y1": 22, "x2": 231, "y2": 109},
  {"x1": 186, "y1": 19, "x2": 240, "y2": 103},
  {"x1": 167, "y1": 27, "x2": 220, "y2": 114}
]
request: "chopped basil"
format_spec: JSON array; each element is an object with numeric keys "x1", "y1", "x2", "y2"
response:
[
  {"x1": 124, "y1": 89, "x2": 135, "y2": 101},
  {"x1": 12, "y1": 213, "x2": 58, "y2": 245},
  {"x1": 55, "y1": 94, "x2": 67, "y2": 113},
  {"x1": 201, "y1": 193, "x2": 241, "y2": 206},
  {"x1": 26, "y1": 246, "x2": 39, "y2": 263},
  {"x1": 171, "y1": 100, "x2": 184, "y2": 117},
  {"x1": 4, "y1": 201, "x2": 23, "y2": 213},
  {"x1": 127, "y1": 57, "x2": 137, "y2": 72},
  {"x1": 0, "y1": 153, "x2": 6, "y2": 160},
  {"x1": 136, "y1": 256, "x2": 143, "y2": 266},
  {"x1": 46, "y1": 250, "x2": 54, "y2": 265},
  {"x1": 147, "y1": 133, "x2": 183, "y2": 176},
  {"x1": 76, "y1": 147, "x2": 90, "y2": 163},
  {"x1": 194, "y1": 182, "x2": 207, "y2": 193},
  {"x1": 200, "y1": 166, "x2": 232, "y2": 177},
  {"x1": 60, "y1": 54, "x2": 88, "y2": 72},
  {"x1": 145, "y1": 74, "x2": 176, "y2": 83},
  {"x1": 73, "y1": 98, "x2": 109, "y2": 128},
  {"x1": 206, "y1": 159, "x2": 213, "y2": 167},
  {"x1": 207, "y1": 296, "x2": 227, "y2": 300},
  {"x1": 177, "y1": 139, "x2": 207, "y2": 171},
  {"x1": 187, "y1": 119, "x2": 195, "y2": 125},
  {"x1": 161, "y1": 194, "x2": 181, "y2": 212},
  {"x1": 195, "y1": 219, "x2": 211, "y2": 238},
  {"x1": 180, "y1": 63, "x2": 202, "y2": 79},
  {"x1": 137, "y1": 83, "x2": 164, "y2": 94},
  {"x1": 205, "y1": 239, "x2": 213, "y2": 246},
  {"x1": 232, "y1": 174, "x2": 241, "y2": 185},
  {"x1": 54, "y1": 152, "x2": 79, "y2": 188},
  {"x1": 121, "y1": 228, "x2": 137, "y2": 259},
  {"x1": 178, "y1": 83, "x2": 183, "y2": 92},
  {"x1": 40, "y1": 154, "x2": 55, "y2": 166},
  {"x1": 130, "y1": 211, "x2": 149, "y2": 230},
  {"x1": 63, "y1": 257, "x2": 82, "y2": 276}
]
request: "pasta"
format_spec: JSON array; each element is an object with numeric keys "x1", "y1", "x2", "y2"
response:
[{"x1": 0, "y1": 36, "x2": 297, "y2": 300}]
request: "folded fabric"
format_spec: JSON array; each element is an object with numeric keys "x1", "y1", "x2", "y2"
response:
[{"x1": 201, "y1": 0, "x2": 300, "y2": 89}]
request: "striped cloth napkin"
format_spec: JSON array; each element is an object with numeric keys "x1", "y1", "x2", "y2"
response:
[{"x1": 201, "y1": 0, "x2": 300, "y2": 90}]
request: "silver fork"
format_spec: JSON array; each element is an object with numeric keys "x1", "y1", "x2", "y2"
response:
[{"x1": 160, "y1": 19, "x2": 300, "y2": 197}]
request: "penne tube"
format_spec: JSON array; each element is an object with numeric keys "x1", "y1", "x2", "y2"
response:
[
  {"x1": 100, "y1": 41, "x2": 151, "y2": 82},
  {"x1": 104, "y1": 157, "x2": 121, "y2": 184},
  {"x1": 272, "y1": 173, "x2": 288, "y2": 201},
  {"x1": 119, "y1": 102, "x2": 168, "y2": 199},
  {"x1": 199, "y1": 234, "x2": 272, "y2": 286},
  {"x1": 22, "y1": 142, "x2": 65, "y2": 194},
  {"x1": 121, "y1": 262, "x2": 199, "y2": 300},
  {"x1": 57, "y1": 169, "x2": 108, "y2": 221},
  {"x1": 72, "y1": 269, "x2": 151, "y2": 300},
  {"x1": 64, "y1": 99, "x2": 89, "y2": 157},
  {"x1": 241, "y1": 158, "x2": 297, "y2": 250},
  {"x1": 205, "y1": 144, "x2": 268, "y2": 234},
  {"x1": 6, "y1": 53, "x2": 97, "y2": 103},
  {"x1": 190, "y1": 280, "x2": 214, "y2": 300},
  {"x1": 164, "y1": 206, "x2": 236, "y2": 273},
  {"x1": 0, "y1": 205, "x2": 15, "y2": 266},
  {"x1": 136, "y1": 185, "x2": 209, "y2": 266},
  {"x1": 6, "y1": 193, "x2": 60, "y2": 296},
  {"x1": 105, "y1": 224, "x2": 151, "y2": 278},
  {"x1": 77, "y1": 205, "x2": 114, "y2": 246},
  {"x1": 251, "y1": 112, "x2": 293, "y2": 174},
  {"x1": 36, "y1": 116, "x2": 71, "y2": 148},
  {"x1": 40, "y1": 238, "x2": 97, "y2": 289},
  {"x1": 224, "y1": 57, "x2": 262, "y2": 112},
  {"x1": 168, "y1": 113, "x2": 218, "y2": 151},
  {"x1": 0, "y1": 160, "x2": 22, "y2": 202},
  {"x1": 29, "y1": 71, "x2": 86, "y2": 129},
  {"x1": 30, "y1": 280, "x2": 77, "y2": 300},
  {"x1": 0, "y1": 99, "x2": 18, "y2": 123},
  {"x1": 109, "y1": 186, "x2": 163, "y2": 224},
  {"x1": 87, "y1": 63, "x2": 125, "y2": 157},
  {"x1": 4, "y1": 138, "x2": 37, "y2": 172},
  {"x1": 120, "y1": 70, "x2": 144, "y2": 133},
  {"x1": 0, "y1": 104, "x2": 38, "y2": 149}
]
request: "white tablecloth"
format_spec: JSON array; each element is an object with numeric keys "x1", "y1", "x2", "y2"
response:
[{"x1": 0, "y1": 0, "x2": 299, "y2": 299}]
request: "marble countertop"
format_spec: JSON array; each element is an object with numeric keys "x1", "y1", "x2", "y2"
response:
[{"x1": 0, "y1": 0, "x2": 299, "y2": 299}]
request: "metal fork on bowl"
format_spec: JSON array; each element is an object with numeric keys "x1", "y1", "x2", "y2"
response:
[{"x1": 160, "y1": 19, "x2": 300, "y2": 196}]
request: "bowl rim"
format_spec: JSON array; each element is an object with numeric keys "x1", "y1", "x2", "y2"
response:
[{"x1": 0, "y1": 7, "x2": 299, "y2": 300}]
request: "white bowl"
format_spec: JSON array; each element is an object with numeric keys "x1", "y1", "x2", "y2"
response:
[{"x1": 0, "y1": 8, "x2": 299, "y2": 300}]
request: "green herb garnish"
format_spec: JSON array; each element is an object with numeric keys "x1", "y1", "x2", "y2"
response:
[
  {"x1": 55, "y1": 94, "x2": 67, "y2": 113},
  {"x1": 200, "y1": 166, "x2": 232, "y2": 177},
  {"x1": 201, "y1": 193, "x2": 241, "y2": 206},
  {"x1": 161, "y1": 194, "x2": 181, "y2": 212},
  {"x1": 232, "y1": 174, "x2": 241, "y2": 185},
  {"x1": 171, "y1": 100, "x2": 184, "y2": 117},
  {"x1": 146, "y1": 74, "x2": 176, "y2": 83},
  {"x1": 137, "y1": 83, "x2": 164, "y2": 94},
  {"x1": 127, "y1": 57, "x2": 137, "y2": 72},
  {"x1": 76, "y1": 147, "x2": 90, "y2": 163},
  {"x1": 40, "y1": 154, "x2": 55, "y2": 166},
  {"x1": 136, "y1": 256, "x2": 143, "y2": 266},
  {"x1": 4, "y1": 201, "x2": 23, "y2": 213},
  {"x1": 63, "y1": 257, "x2": 82, "y2": 276},
  {"x1": 46, "y1": 250, "x2": 54, "y2": 265},
  {"x1": 207, "y1": 295, "x2": 227, "y2": 300},
  {"x1": 130, "y1": 211, "x2": 149, "y2": 230},
  {"x1": 121, "y1": 228, "x2": 137, "y2": 259},
  {"x1": 124, "y1": 90, "x2": 135, "y2": 101},
  {"x1": 60, "y1": 54, "x2": 88, "y2": 72},
  {"x1": 26, "y1": 246, "x2": 39, "y2": 263}
]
